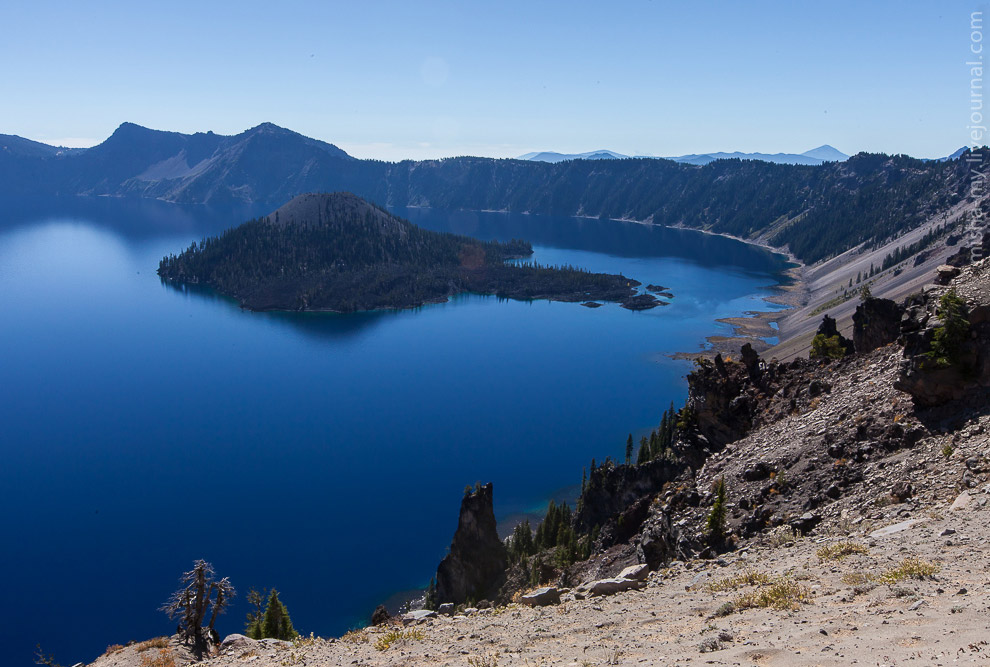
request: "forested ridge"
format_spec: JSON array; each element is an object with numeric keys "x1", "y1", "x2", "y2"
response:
[
  {"x1": 383, "y1": 150, "x2": 981, "y2": 263},
  {"x1": 5, "y1": 122, "x2": 983, "y2": 264},
  {"x1": 157, "y1": 192, "x2": 645, "y2": 312}
]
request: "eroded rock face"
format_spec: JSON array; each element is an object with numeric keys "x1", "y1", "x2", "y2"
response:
[
  {"x1": 370, "y1": 605, "x2": 390, "y2": 626},
  {"x1": 575, "y1": 459, "x2": 682, "y2": 535},
  {"x1": 853, "y1": 297, "x2": 903, "y2": 353},
  {"x1": 685, "y1": 350, "x2": 806, "y2": 449},
  {"x1": 687, "y1": 354, "x2": 754, "y2": 447},
  {"x1": 637, "y1": 510, "x2": 694, "y2": 569},
  {"x1": 946, "y1": 231, "x2": 990, "y2": 267},
  {"x1": 435, "y1": 483, "x2": 507, "y2": 605},
  {"x1": 895, "y1": 287, "x2": 990, "y2": 407}
]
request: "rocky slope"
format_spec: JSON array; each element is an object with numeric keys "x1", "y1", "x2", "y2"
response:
[
  {"x1": 752, "y1": 193, "x2": 990, "y2": 363},
  {"x1": 143, "y1": 490, "x2": 990, "y2": 666},
  {"x1": 88, "y1": 255, "x2": 990, "y2": 667}
]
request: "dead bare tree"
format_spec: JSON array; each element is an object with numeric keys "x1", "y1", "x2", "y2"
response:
[
  {"x1": 160, "y1": 560, "x2": 235, "y2": 650},
  {"x1": 33, "y1": 644, "x2": 62, "y2": 667}
]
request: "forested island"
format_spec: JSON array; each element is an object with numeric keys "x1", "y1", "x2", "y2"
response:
[{"x1": 158, "y1": 192, "x2": 659, "y2": 312}]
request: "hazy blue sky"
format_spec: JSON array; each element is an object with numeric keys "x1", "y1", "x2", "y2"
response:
[{"x1": 0, "y1": 0, "x2": 983, "y2": 160}]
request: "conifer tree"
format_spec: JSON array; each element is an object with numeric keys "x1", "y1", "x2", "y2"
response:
[
  {"x1": 706, "y1": 477, "x2": 728, "y2": 544},
  {"x1": 261, "y1": 589, "x2": 298, "y2": 641},
  {"x1": 926, "y1": 288, "x2": 970, "y2": 367},
  {"x1": 637, "y1": 435, "x2": 649, "y2": 464},
  {"x1": 625, "y1": 434, "x2": 633, "y2": 464},
  {"x1": 507, "y1": 520, "x2": 535, "y2": 563},
  {"x1": 245, "y1": 588, "x2": 267, "y2": 639}
]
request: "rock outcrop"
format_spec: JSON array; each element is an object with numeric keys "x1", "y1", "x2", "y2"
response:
[
  {"x1": 401, "y1": 610, "x2": 437, "y2": 625},
  {"x1": 370, "y1": 605, "x2": 390, "y2": 626},
  {"x1": 219, "y1": 634, "x2": 258, "y2": 655},
  {"x1": 686, "y1": 354, "x2": 755, "y2": 447},
  {"x1": 435, "y1": 483, "x2": 508, "y2": 605},
  {"x1": 686, "y1": 349, "x2": 825, "y2": 450},
  {"x1": 575, "y1": 458, "x2": 684, "y2": 535},
  {"x1": 895, "y1": 279, "x2": 990, "y2": 407},
  {"x1": 852, "y1": 297, "x2": 903, "y2": 353},
  {"x1": 946, "y1": 230, "x2": 990, "y2": 267},
  {"x1": 637, "y1": 509, "x2": 690, "y2": 569},
  {"x1": 936, "y1": 264, "x2": 962, "y2": 284}
]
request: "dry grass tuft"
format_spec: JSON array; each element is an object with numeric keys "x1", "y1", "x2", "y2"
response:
[
  {"x1": 766, "y1": 526, "x2": 799, "y2": 547},
  {"x1": 136, "y1": 638, "x2": 170, "y2": 653},
  {"x1": 732, "y1": 579, "x2": 811, "y2": 611},
  {"x1": 706, "y1": 570, "x2": 772, "y2": 592},
  {"x1": 840, "y1": 572, "x2": 870, "y2": 585},
  {"x1": 817, "y1": 541, "x2": 869, "y2": 562},
  {"x1": 875, "y1": 557, "x2": 940, "y2": 584},
  {"x1": 341, "y1": 629, "x2": 368, "y2": 643},
  {"x1": 292, "y1": 632, "x2": 319, "y2": 648},
  {"x1": 373, "y1": 628, "x2": 425, "y2": 652},
  {"x1": 139, "y1": 648, "x2": 176, "y2": 667}
]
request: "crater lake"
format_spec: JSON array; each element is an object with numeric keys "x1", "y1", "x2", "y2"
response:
[{"x1": 0, "y1": 197, "x2": 789, "y2": 665}]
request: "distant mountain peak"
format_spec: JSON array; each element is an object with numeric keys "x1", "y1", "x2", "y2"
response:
[
  {"x1": 520, "y1": 145, "x2": 850, "y2": 166},
  {"x1": 104, "y1": 122, "x2": 188, "y2": 145},
  {"x1": 237, "y1": 122, "x2": 351, "y2": 160},
  {"x1": 110, "y1": 121, "x2": 153, "y2": 136},
  {"x1": 942, "y1": 146, "x2": 969, "y2": 161},
  {"x1": 517, "y1": 149, "x2": 629, "y2": 163},
  {"x1": 247, "y1": 121, "x2": 293, "y2": 135},
  {"x1": 800, "y1": 145, "x2": 849, "y2": 162}
]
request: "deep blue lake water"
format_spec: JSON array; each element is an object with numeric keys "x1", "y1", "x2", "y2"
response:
[{"x1": 0, "y1": 197, "x2": 788, "y2": 665}]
